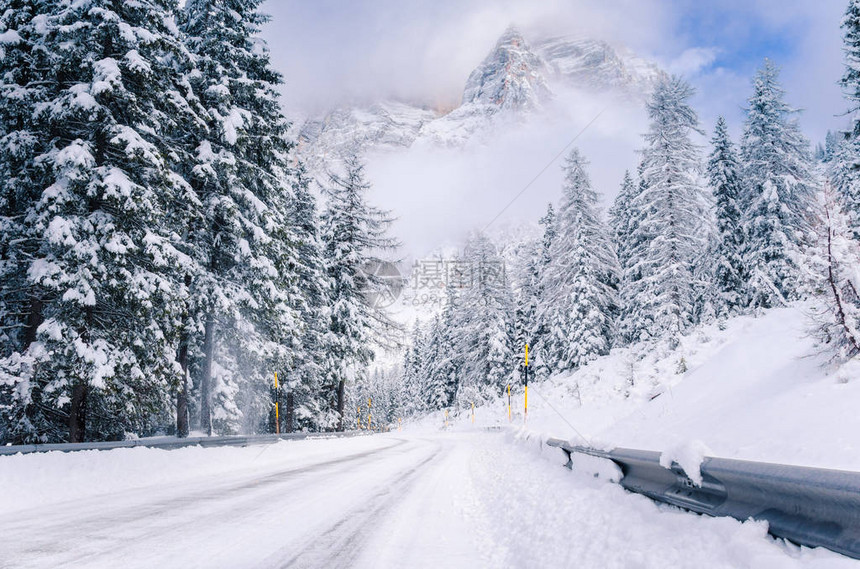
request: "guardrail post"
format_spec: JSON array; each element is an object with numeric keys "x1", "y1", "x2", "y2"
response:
[
  {"x1": 273, "y1": 372, "x2": 280, "y2": 435},
  {"x1": 523, "y1": 344, "x2": 529, "y2": 424},
  {"x1": 561, "y1": 448, "x2": 573, "y2": 469}
]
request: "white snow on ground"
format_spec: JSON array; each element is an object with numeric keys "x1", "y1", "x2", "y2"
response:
[
  {"x1": 1, "y1": 431, "x2": 856, "y2": 568},
  {"x1": 477, "y1": 432, "x2": 855, "y2": 569},
  {"x1": 2, "y1": 303, "x2": 859, "y2": 567},
  {"x1": 0, "y1": 435, "x2": 391, "y2": 516},
  {"x1": 449, "y1": 302, "x2": 860, "y2": 472}
]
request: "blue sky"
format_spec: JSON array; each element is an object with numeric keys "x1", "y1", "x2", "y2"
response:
[
  {"x1": 661, "y1": 0, "x2": 846, "y2": 141},
  {"x1": 671, "y1": 1, "x2": 800, "y2": 67}
]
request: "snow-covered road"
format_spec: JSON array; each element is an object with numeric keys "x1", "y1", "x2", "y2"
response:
[
  {"x1": 0, "y1": 432, "x2": 856, "y2": 568},
  {"x1": 0, "y1": 434, "x2": 487, "y2": 569}
]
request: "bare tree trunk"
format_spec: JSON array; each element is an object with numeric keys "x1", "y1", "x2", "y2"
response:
[
  {"x1": 69, "y1": 381, "x2": 87, "y2": 443},
  {"x1": 199, "y1": 311, "x2": 215, "y2": 436},
  {"x1": 336, "y1": 379, "x2": 345, "y2": 432},
  {"x1": 176, "y1": 332, "x2": 190, "y2": 438},
  {"x1": 176, "y1": 275, "x2": 192, "y2": 438},
  {"x1": 22, "y1": 295, "x2": 42, "y2": 350},
  {"x1": 285, "y1": 391, "x2": 294, "y2": 433},
  {"x1": 69, "y1": 307, "x2": 93, "y2": 443}
]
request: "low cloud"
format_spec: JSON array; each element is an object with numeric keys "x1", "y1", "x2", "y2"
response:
[{"x1": 365, "y1": 90, "x2": 649, "y2": 256}]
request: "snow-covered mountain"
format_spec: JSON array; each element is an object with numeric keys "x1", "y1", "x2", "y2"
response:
[
  {"x1": 461, "y1": 26, "x2": 551, "y2": 112},
  {"x1": 535, "y1": 36, "x2": 664, "y2": 96},
  {"x1": 297, "y1": 27, "x2": 665, "y2": 168},
  {"x1": 297, "y1": 101, "x2": 438, "y2": 162}
]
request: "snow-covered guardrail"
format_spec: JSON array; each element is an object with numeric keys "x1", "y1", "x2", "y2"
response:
[
  {"x1": 0, "y1": 431, "x2": 369, "y2": 456},
  {"x1": 545, "y1": 438, "x2": 860, "y2": 560}
]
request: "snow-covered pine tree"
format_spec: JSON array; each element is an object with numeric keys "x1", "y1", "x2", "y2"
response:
[
  {"x1": 810, "y1": 1, "x2": 860, "y2": 364},
  {"x1": 539, "y1": 203, "x2": 556, "y2": 268},
  {"x1": 421, "y1": 316, "x2": 449, "y2": 410},
  {"x1": 608, "y1": 170, "x2": 636, "y2": 268},
  {"x1": 0, "y1": 3, "x2": 47, "y2": 359},
  {"x1": 539, "y1": 148, "x2": 619, "y2": 372},
  {"x1": 706, "y1": 117, "x2": 748, "y2": 316},
  {"x1": 824, "y1": 131, "x2": 840, "y2": 163},
  {"x1": 401, "y1": 320, "x2": 426, "y2": 416},
  {"x1": 420, "y1": 285, "x2": 461, "y2": 411},
  {"x1": 353, "y1": 364, "x2": 403, "y2": 430},
  {"x1": 510, "y1": 238, "x2": 538, "y2": 366},
  {"x1": 383, "y1": 363, "x2": 406, "y2": 426},
  {"x1": 842, "y1": 1, "x2": 860, "y2": 140},
  {"x1": 455, "y1": 232, "x2": 515, "y2": 398},
  {"x1": 813, "y1": 184, "x2": 860, "y2": 361},
  {"x1": 815, "y1": 141, "x2": 827, "y2": 162},
  {"x1": 435, "y1": 284, "x2": 461, "y2": 407},
  {"x1": 617, "y1": 76, "x2": 706, "y2": 348},
  {"x1": 740, "y1": 60, "x2": 816, "y2": 308},
  {"x1": 1, "y1": 0, "x2": 202, "y2": 443},
  {"x1": 610, "y1": 169, "x2": 648, "y2": 346},
  {"x1": 525, "y1": 203, "x2": 556, "y2": 376},
  {"x1": 180, "y1": 0, "x2": 303, "y2": 435},
  {"x1": 0, "y1": 1, "x2": 57, "y2": 443},
  {"x1": 835, "y1": 1, "x2": 860, "y2": 239},
  {"x1": 283, "y1": 161, "x2": 331, "y2": 432},
  {"x1": 320, "y1": 150, "x2": 399, "y2": 430},
  {"x1": 833, "y1": 139, "x2": 860, "y2": 242}
]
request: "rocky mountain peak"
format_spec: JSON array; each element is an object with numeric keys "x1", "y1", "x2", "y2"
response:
[
  {"x1": 460, "y1": 26, "x2": 551, "y2": 112},
  {"x1": 298, "y1": 27, "x2": 667, "y2": 165}
]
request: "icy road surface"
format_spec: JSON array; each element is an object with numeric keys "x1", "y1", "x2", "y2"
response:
[{"x1": 0, "y1": 431, "x2": 855, "y2": 569}]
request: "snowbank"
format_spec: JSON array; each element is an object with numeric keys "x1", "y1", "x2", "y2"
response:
[
  {"x1": 433, "y1": 303, "x2": 860, "y2": 471},
  {"x1": 471, "y1": 432, "x2": 855, "y2": 568}
]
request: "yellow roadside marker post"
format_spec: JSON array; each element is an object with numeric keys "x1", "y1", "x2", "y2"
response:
[
  {"x1": 507, "y1": 384, "x2": 512, "y2": 422},
  {"x1": 444, "y1": 409, "x2": 449, "y2": 428},
  {"x1": 357, "y1": 407, "x2": 362, "y2": 430},
  {"x1": 524, "y1": 344, "x2": 529, "y2": 424},
  {"x1": 274, "y1": 372, "x2": 280, "y2": 435},
  {"x1": 471, "y1": 401, "x2": 475, "y2": 424},
  {"x1": 398, "y1": 417, "x2": 402, "y2": 431},
  {"x1": 367, "y1": 397, "x2": 372, "y2": 431}
]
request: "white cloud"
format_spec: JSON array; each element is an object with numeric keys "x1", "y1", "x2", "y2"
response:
[{"x1": 667, "y1": 47, "x2": 719, "y2": 77}]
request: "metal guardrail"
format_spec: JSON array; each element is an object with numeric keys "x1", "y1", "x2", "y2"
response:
[
  {"x1": 545, "y1": 438, "x2": 860, "y2": 560},
  {"x1": 0, "y1": 431, "x2": 368, "y2": 456}
]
